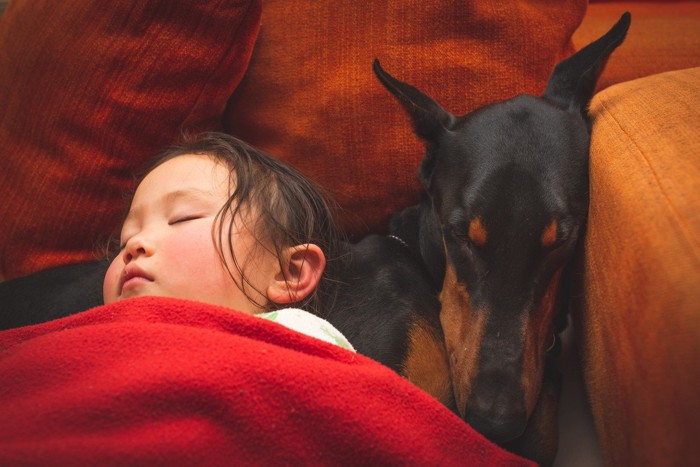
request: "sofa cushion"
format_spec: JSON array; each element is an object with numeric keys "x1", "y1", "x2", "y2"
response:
[
  {"x1": 0, "y1": 0, "x2": 261, "y2": 280},
  {"x1": 575, "y1": 67, "x2": 700, "y2": 466},
  {"x1": 224, "y1": 0, "x2": 587, "y2": 238}
]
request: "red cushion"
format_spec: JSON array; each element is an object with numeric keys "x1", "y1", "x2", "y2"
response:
[
  {"x1": 224, "y1": 0, "x2": 587, "y2": 239},
  {"x1": 0, "y1": 0, "x2": 261, "y2": 279}
]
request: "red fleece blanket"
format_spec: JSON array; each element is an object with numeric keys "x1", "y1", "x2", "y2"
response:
[{"x1": 0, "y1": 296, "x2": 532, "y2": 466}]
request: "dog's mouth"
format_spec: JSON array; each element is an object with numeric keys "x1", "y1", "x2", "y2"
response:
[
  {"x1": 465, "y1": 410, "x2": 528, "y2": 444},
  {"x1": 462, "y1": 368, "x2": 529, "y2": 443}
]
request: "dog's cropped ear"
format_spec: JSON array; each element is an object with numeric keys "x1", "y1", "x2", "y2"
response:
[
  {"x1": 373, "y1": 59, "x2": 454, "y2": 142},
  {"x1": 543, "y1": 12, "x2": 630, "y2": 118}
]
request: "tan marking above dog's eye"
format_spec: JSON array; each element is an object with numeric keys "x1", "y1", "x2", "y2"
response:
[
  {"x1": 468, "y1": 217, "x2": 488, "y2": 246},
  {"x1": 541, "y1": 220, "x2": 558, "y2": 248}
]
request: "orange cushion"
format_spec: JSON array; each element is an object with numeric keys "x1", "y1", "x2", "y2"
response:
[
  {"x1": 573, "y1": 2, "x2": 700, "y2": 92},
  {"x1": 224, "y1": 0, "x2": 587, "y2": 239},
  {"x1": 0, "y1": 0, "x2": 261, "y2": 280},
  {"x1": 575, "y1": 67, "x2": 700, "y2": 465},
  {"x1": 590, "y1": 0, "x2": 696, "y2": 2}
]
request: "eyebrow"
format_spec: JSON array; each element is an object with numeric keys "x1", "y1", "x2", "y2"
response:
[{"x1": 162, "y1": 188, "x2": 212, "y2": 204}]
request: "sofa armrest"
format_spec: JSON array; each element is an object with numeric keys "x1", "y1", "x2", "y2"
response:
[{"x1": 574, "y1": 66, "x2": 700, "y2": 466}]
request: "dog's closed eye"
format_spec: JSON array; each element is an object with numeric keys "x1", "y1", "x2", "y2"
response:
[{"x1": 446, "y1": 216, "x2": 488, "y2": 249}]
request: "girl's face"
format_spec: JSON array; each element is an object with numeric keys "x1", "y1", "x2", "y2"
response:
[{"x1": 103, "y1": 154, "x2": 279, "y2": 314}]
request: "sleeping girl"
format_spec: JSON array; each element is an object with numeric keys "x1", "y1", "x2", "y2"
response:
[{"x1": 102, "y1": 131, "x2": 353, "y2": 350}]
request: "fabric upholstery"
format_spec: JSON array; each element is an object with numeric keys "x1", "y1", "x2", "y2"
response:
[
  {"x1": 224, "y1": 0, "x2": 587, "y2": 239},
  {"x1": 574, "y1": 67, "x2": 700, "y2": 466},
  {"x1": 590, "y1": 0, "x2": 694, "y2": 3},
  {"x1": 573, "y1": 2, "x2": 700, "y2": 92},
  {"x1": 0, "y1": 0, "x2": 262, "y2": 279}
]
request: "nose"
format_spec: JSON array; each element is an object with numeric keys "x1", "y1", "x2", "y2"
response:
[
  {"x1": 465, "y1": 372, "x2": 528, "y2": 443},
  {"x1": 122, "y1": 234, "x2": 154, "y2": 263}
]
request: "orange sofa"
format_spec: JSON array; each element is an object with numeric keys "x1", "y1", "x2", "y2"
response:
[
  {"x1": 572, "y1": 4, "x2": 700, "y2": 466},
  {"x1": 0, "y1": 0, "x2": 698, "y2": 465}
]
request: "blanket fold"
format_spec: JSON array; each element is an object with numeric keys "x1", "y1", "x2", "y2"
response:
[{"x1": 0, "y1": 296, "x2": 532, "y2": 466}]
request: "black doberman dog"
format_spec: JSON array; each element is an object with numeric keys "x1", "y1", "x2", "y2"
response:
[{"x1": 326, "y1": 13, "x2": 630, "y2": 465}]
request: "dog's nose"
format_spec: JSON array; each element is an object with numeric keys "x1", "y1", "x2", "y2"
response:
[
  {"x1": 465, "y1": 409, "x2": 528, "y2": 444},
  {"x1": 465, "y1": 379, "x2": 528, "y2": 443}
]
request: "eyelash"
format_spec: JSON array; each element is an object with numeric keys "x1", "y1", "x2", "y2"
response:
[{"x1": 169, "y1": 215, "x2": 201, "y2": 225}]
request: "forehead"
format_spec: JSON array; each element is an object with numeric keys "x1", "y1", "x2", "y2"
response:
[
  {"x1": 435, "y1": 95, "x2": 588, "y2": 206},
  {"x1": 135, "y1": 153, "x2": 230, "y2": 198},
  {"x1": 460, "y1": 96, "x2": 580, "y2": 156}
]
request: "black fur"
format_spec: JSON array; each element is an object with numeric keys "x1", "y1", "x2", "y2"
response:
[
  {"x1": 0, "y1": 260, "x2": 108, "y2": 330},
  {"x1": 323, "y1": 235, "x2": 443, "y2": 373}
]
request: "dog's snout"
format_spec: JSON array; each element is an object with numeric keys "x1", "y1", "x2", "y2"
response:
[
  {"x1": 465, "y1": 392, "x2": 528, "y2": 443},
  {"x1": 466, "y1": 410, "x2": 527, "y2": 444},
  {"x1": 465, "y1": 372, "x2": 527, "y2": 443}
]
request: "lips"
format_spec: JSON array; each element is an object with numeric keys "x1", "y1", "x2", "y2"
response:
[{"x1": 120, "y1": 264, "x2": 154, "y2": 293}]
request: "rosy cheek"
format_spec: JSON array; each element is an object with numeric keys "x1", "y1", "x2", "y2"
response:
[
  {"x1": 103, "y1": 255, "x2": 123, "y2": 304},
  {"x1": 163, "y1": 225, "x2": 225, "y2": 280},
  {"x1": 168, "y1": 229, "x2": 212, "y2": 259}
]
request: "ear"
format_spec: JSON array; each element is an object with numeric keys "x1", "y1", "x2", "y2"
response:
[
  {"x1": 374, "y1": 59, "x2": 455, "y2": 187},
  {"x1": 266, "y1": 244, "x2": 326, "y2": 305},
  {"x1": 373, "y1": 59, "x2": 455, "y2": 142},
  {"x1": 543, "y1": 12, "x2": 631, "y2": 116}
]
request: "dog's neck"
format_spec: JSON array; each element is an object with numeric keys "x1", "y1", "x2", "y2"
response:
[
  {"x1": 418, "y1": 198, "x2": 446, "y2": 290},
  {"x1": 388, "y1": 197, "x2": 445, "y2": 290},
  {"x1": 386, "y1": 234, "x2": 409, "y2": 249}
]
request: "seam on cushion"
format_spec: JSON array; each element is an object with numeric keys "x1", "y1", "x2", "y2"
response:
[
  {"x1": 597, "y1": 94, "x2": 700, "y2": 257},
  {"x1": 180, "y1": 0, "x2": 260, "y2": 128}
]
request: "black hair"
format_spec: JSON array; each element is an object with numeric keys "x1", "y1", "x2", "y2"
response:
[{"x1": 110, "y1": 132, "x2": 343, "y2": 315}]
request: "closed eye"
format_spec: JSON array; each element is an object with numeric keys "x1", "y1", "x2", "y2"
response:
[
  {"x1": 452, "y1": 229, "x2": 474, "y2": 247},
  {"x1": 544, "y1": 236, "x2": 567, "y2": 252},
  {"x1": 169, "y1": 215, "x2": 203, "y2": 225},
  {"x1": 447, "y1": 226, "x2": 479, "y2": 253}
]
